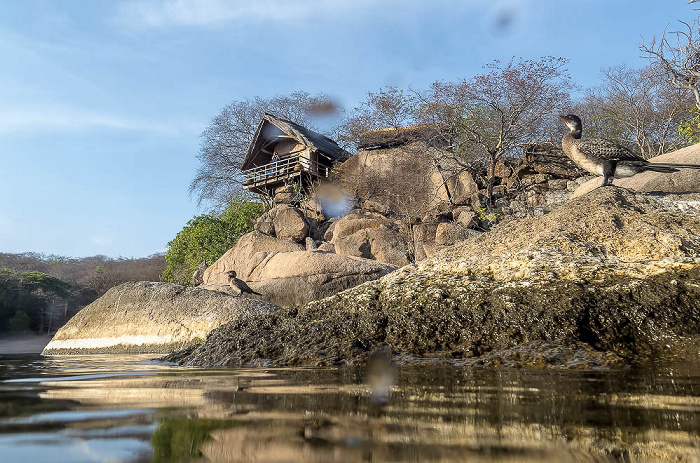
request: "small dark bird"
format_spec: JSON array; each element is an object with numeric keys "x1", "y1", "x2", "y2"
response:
[
  {"x1": 227, "y1": 271, "x2": 262, "y2": 296},
  {"x1": 560, "y1": 114, "x2": 700, "y2": 186}
]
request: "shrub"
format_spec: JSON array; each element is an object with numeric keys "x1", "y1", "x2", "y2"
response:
[
  {"x1": 8, "y1": 310, "x2": 31, "y2": 332},
  {"x1": 162, "y1": 198, "x2": 264, "y2": 285}
]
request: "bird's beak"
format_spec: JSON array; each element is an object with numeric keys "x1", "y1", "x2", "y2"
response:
[{"x1": 558, "y1": 115, "x2": 568, "y2": 122}]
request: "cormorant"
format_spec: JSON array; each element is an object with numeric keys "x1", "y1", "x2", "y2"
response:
[
  {"x1": 559, "y1": 114, "x2": 700, "y2": 186},
  {"x1": 227, "y1": 271, "x2": 262, "y2": 296}
]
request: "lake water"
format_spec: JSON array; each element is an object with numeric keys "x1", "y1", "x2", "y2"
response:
[{"x1": 0, "y1": 354, "x2": 698, "y2": 462}]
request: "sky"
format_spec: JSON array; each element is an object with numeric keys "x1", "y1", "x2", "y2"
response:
[{"x1": 0, "y1": 0, "x2": 697, "y2": 258}]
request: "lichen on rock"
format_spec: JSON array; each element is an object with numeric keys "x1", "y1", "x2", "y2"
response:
[
  {"x1": 43, "y1": 281, "x2": 279, "y2": 355},
  {"x1": 167, "y1": 188, "x2": 700, "y2": 368}
]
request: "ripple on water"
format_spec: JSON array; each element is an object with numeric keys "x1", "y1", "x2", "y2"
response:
[{"x1": 0, "y1": 354, "x2": 697, "y2": 462}]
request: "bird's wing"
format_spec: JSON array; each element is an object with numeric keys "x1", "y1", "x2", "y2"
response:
[
  {"x1": 234, "y1": 278, "x2": 259, "y2": 294},
  {"x1": 576, "y1": 138, "x2": 645, "y2": 162}
]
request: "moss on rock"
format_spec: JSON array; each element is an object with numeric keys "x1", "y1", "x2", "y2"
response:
[{"x1": 167, "y1": 189, "x2": 700, "y2": 368}]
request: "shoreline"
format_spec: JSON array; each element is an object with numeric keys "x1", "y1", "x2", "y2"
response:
[{"x1": 0, "y1": 333, "x2": 53, "y2": 354}]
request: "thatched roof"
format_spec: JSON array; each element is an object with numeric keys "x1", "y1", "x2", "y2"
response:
[
  {"x1": 241, "y1": 113, "x2": 350, "y2": 170},
  {"x1": 358, "y1": 124, "x2": 445, "y2": 150}
]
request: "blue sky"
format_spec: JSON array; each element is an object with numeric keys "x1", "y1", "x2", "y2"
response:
[{"x1": 0, "y1": 0, "x2": 696, "y2": 258}]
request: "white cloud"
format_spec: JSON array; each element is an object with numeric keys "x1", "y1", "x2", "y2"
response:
[
  {"x1": 0, "y1": 106, "x2": 200, "y2": 135},
  {"x1": 116, "y1": 0, "x2": 377, "y2": 28},
  {"x1": 90, "y1": 235, "x2": 114, "y2": 247}
]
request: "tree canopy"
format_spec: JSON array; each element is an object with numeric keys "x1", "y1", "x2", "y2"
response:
[
  {"x1": 0, "y1": 268, "x2": 72, "y2": 332},
  {"x1": 163, "y1": 199, "x2": 263, "y2": 286},
  {"x1": 577, "y1": 64, "x2": 693, "y2": 158},
  {"x1": 190, "y1": 91, "x2": 341, "y2": 210}
]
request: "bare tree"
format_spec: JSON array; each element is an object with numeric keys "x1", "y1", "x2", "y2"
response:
[
  {"x1": 641, "y1": 19, "x2": 700, "y2": 110},
  {"x1": 417, "y1": 57, "x2": 571, "y2": 203},
  {"x1": 190, "y1": 91, "x2": 341, "y2": 210},
  {"x1": 336, "y1": 87, "x2": 419, "y2": 149},
  {"x1": 579, "y1": 65, "x2": 693, "y2": 158}
]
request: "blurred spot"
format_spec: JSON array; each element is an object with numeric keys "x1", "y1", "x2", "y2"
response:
[
  {"x1": 315, "y1": 183, "x2": 355, "y2": 218},
  {"x1": 306, "y1": 98, "x2": 341, "y2": 116},
  {"x1": 365, "y1": 347, "x2": 395, "y2": 406},
  {"x1": 493, "y1": 7, "x2": 516, "y2": 33}
]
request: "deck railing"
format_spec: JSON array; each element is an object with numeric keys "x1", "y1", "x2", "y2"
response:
[{"x1": 242, "y1": 154, "x2": 329, "y2": 186}]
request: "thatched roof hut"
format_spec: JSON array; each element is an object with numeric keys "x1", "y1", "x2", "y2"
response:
[
  {"x1": 241, "y1": 114, "x2": 350, "y2": 196},
  {"x1": 241, "y1": 114, "x2": 349, "y2": 170}
]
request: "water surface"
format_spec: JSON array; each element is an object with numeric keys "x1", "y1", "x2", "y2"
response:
[{"x1": 0, "y1": 354, "x2": 698, "y2": 462}]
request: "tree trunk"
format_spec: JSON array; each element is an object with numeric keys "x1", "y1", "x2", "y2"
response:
[{"x1": 486, "y1": 155, "x2": 497, "y2": 207}]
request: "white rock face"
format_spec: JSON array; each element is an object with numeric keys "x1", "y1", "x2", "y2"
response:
[{"x1": 43, "y1": 281, "x2": 279, "y2": 354}]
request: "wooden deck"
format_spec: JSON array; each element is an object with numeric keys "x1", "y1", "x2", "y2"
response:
[{"x1": 243, "y1": 154, "x2": 330, "y2": 192}]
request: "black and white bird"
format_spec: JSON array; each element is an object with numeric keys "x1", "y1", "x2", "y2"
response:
[
  {"x1": 559, "y1": 114, "x2": 700, "y2": 186},
  {"x1": 227, "y1": 271, "x2": 262, "y2": 297}
]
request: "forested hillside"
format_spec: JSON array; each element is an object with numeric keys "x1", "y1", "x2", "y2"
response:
[{"x1": 0, "y1": 253, "x2": 165, "y2": 334}]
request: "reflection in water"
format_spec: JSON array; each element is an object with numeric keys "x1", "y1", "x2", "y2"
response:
[{"x1": 0, "y1": 354, "x2": 698, "y2": 462}]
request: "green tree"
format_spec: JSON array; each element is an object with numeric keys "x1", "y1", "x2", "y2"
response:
[
  {"x1": 0, "y1": 269, "x2": 72, "y2": 332},
  {"x1": 163, "y1": 199, "x2": 263, "y2": 285},
  {"x1": 678, "y1": 107, "x2": 700, "y2": 143},
  {"x1": 8, "y1": 310, "x2": 31, "y2": 331}
]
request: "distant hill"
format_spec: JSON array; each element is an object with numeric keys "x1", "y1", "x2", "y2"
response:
[{"x1": 0, "y1": 252, "x2": 166, "y2": 334}]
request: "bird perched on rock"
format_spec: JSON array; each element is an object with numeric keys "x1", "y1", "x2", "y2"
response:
[
  {"x1": 560, "y1": 114, "x2": 700, "y2": 186},
  {"x1": 227, "y1": 271, "x2": 262, "y2": 297}
]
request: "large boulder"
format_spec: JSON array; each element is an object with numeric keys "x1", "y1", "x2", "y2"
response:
[
  {"x1": 272, "y1": 184, "x2": 297, "y2": 205},
  {"x1": 43, "y1": 282, "x2": 279, "y2": 355},
  {"x1": 337, "y1": 142, "x2": 454, "y2": 219},
  {"x1": 572, "y1": 143, "x2": 700, "y2": 198},
  {"x1": 412, "y1": 223, "x2": 439, "y2": 262},
  {"x1": 203, "y1": 250, "x2": 397, "y2": 307},
  {"x1": 448, "y1": 171, "x2": 480, "y2": 209},
  {"x1": 327, "y1": 212, "x2": 410, "y2": 267},
  {"x1": 333, "y1": 227, "x2": 410, "y2": 267},
  {"x1": 434, "y1": 222, "x2": 480, "y2": 246},
  {"x1": 170, "y1": 188, "x2": 700, "y2": 368},
  {"x1": 271, "y1": 205, "x2": 308, "y2": 242},
  {"x1": 202, "y1": 231, "x2": 304, "y2": 284},
  {"x1": 325, "y1": 211, "x2": 393, "y2": 242}
]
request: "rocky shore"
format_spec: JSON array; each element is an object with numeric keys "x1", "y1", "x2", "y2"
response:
[
  {"x1": 166, "y1": 188, "x2": 700, "y2": 368},
  {"x1": 43, "y1": 281, "x2": 278, "y2": 354}
]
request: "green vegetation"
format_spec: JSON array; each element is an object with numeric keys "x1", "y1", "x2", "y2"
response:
[
  {"x1": 151, "y1": 417, "x2": 242, "y2": 462},
  {"x1": 8, "y1": 310, "x2": 30, "y2": 331},
  {"x1": 475, "y1": 207, "x2": 499, "y2": 229},
  {"x1": 163, "y1": 198, "x2": 264, "y2": 285},
  {"x1": 0, "y1": 268, "x2": 72, "y2": 332},
  {"x1": 678, "y1": 108, "x2": 700, "y2": 144},
  {"x1": 0, "y1": 253, "x2": 166, "y2": 333}
]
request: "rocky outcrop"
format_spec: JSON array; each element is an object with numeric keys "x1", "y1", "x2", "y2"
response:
[
  {"x1": 499, "y1": 176, "x2": 590, "y2": 218},
  {"x1": 271, "y1": 205, "x2": 309, "y2": 242},
  {"x1": 448, "y1": 170, "x2": 481, "y2": 209},
  {"x1": 202, "y1": 248, "x2": 397, "y2": 307},
  {"x1": 412, "y1": 223, "x2": 439, "y2": 261},
  {"x1": 493, "y1": 144, "x2": 589, "y2": 219},
  {"x1": 337, "y1": 142, "x2": 453, "y2": 219},
  {"x1": 572, "y1": 143, "x2": 700, "y2": 198},
  {"x1": 43, "y1": 281, "x2": 279, "y2": 355},
  {"x1": 434, "y1": 222, "x2": 480, "y2": 246},
  {"x1": 326, "y1": 211, "x2": 410, "y2": 267},
  {"x1": 168, "y1": 188, "x2": 700, "y2": 368},
  {"x1": 202, "y1": 231, "x2": 304, "y2": 284}
]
